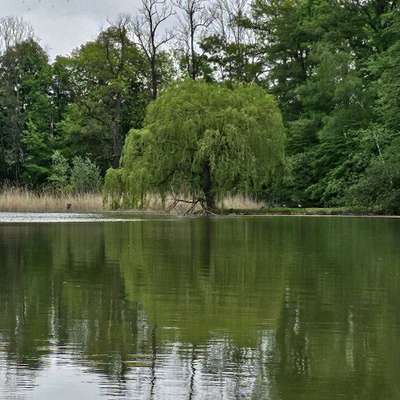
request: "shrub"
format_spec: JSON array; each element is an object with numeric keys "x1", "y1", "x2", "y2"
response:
[
  {"x1": 48, "y1": 151, "x2": 70, "y2": 194},
  {"x1": 70, "y1": 156, "x2": 102, "y2": 194}
]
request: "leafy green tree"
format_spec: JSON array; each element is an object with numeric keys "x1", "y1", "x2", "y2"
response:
[
  {"x1": 344, "y1": 10, "x2": 400, "y2": 212},
  {"x1": 0, "y1": 39, "x2": 52, "y2": 185},
  {"x1": 348, "y1": 138, "x2": 400, "y2": 213},
  {"x1": 293, "y1": 44, "x2": 373, "y2": 205},
  {"x1": 105, "y1": 80, "x2": 285, "y2": 210},
  {"x1": 56, "y1": 19, "x2": 149, "y2": 170},
  {"x1": 376, "y1": 27, "x2": 400, "y2": 132},
  {"x1": 21, "y1": 119, "x2": 53, "y2": 186},
  {"x1": 199, "y1": 34, "x2": 261, "y2": 83},
  {"x1": 70, "y1": 156, "x2": 102, "y2": 194},
  {"x1": 48, "y1": 151, "x2": 70, "y2": 194}
]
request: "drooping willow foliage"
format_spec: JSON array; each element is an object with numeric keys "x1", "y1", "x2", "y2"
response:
[{"x1": 104, "y1": 80, "x2": 285, "y2": 209}]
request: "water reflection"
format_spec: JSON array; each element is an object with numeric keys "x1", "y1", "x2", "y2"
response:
[{"x1": 0, "y1": 217, "x2": 400, "y2": 399}]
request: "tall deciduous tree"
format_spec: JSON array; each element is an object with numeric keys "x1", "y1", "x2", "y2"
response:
[
  {"x1": 0, "y1": 39, "x2": 52, "y2": 184},
  {"x1": 56, "y1": 19, "x2": 149, "y2": 169}
]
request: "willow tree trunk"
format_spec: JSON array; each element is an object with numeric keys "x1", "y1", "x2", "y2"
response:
[
  {"x1": 202, "y1": 161, "x2": 215, "y2": 210},
  {"x1": 111, "y1": 97, "x2": 122, "y2": 168}
]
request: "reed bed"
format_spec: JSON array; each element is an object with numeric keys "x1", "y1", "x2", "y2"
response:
[
  {"x1": 218, "y1": 195, "x2": 264, "y2": 211},
  {"x1": 0, "y1": 187, "x2": 264, "y2": 214},
  {"x1": 0, "y1": 187, "x2": 103, "y2": 213}
]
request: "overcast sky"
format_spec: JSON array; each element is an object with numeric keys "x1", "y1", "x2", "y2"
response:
[{"x1": 0, "y1": 0, "x2": 141, "y2": 58}]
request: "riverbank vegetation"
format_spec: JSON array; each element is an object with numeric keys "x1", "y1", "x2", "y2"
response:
[
  {"x1": 1, "y1": 1, "x2": 399, "y2": 213},
  {"x1": 0, "y1": 186, "x2": 369, "y2": 215}
]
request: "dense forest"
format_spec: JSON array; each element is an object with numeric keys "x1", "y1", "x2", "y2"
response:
[{"x1": 0, "y1": 0, "x2": 399, "y2": 211}]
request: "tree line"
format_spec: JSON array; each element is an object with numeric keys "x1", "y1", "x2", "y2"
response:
[{"x1": 0, "y1": 0, "x2": 399, "y2": 211}]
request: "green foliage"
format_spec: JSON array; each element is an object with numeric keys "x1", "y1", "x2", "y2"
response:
[
  {"x1": 47, "y1": 151, "x2": 102, "y2": 195},
  {"x1": 348, "y1": 137, "x2": 400, "y2": 213},
  {"x1": 376, "y1": 40, "x2": 400, "y2": 131},
  {"x1": 54, "y1": 23, "x2": 150, "y2": 171},
  {"x1": 103, "y1": 130, "x2": 150, "y2": 209},
  {"x1": 245, "y1": 0, "x2": 399, "y2": 210},
  {"x1": 70, "y1": 156, "x2": 102, "y2": 194},
  {"x1": 0, "y1": 39, "x2": 52, "y2": 184},
  {"x1": 48, "y1": 151, "x2": 69, "y2": 194},
  {"x1": 105, "y1": 80, "x2": 285, "y2": 209},
  {"x1": 103, "y1": 168, "x2": 124, "y2": 209},
  {"x1": 21, "y1": 119, "x2": 53, "y2": 186},
  {"x1": 199, "y1": 35, "x2": 262, "y2": 83}
]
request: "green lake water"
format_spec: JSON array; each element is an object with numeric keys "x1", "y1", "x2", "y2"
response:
[{"x1": 0, "y1": 215, "x2": 400, "y2": 399}]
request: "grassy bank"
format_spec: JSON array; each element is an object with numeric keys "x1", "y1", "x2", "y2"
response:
[{"x1": 0, "y1": 187, "x2": 103, "y2": 213}]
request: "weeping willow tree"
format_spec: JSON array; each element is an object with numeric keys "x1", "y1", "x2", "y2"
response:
[{"x1": 104, "y1": 80, "x2": 285, "y2": 211}]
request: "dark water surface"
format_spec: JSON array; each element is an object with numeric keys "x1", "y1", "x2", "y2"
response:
[{"x1": 0, "y1": 215, "x2": 400, "y2": 399}]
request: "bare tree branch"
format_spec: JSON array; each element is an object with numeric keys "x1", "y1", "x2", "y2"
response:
[
  {"x1": 0, "y1": 16, "x2": 34, "y2": 53},
  {"x1": 130, "y1": 0, "x2": 174, "y2": 98},
  {"x1": 174, "y1": 0, "x2": 212, "y2": 79}
]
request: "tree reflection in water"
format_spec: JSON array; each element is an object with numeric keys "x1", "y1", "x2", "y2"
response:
[{"x1": 0, "y1": 217, "x2": 400, "y2": 399}]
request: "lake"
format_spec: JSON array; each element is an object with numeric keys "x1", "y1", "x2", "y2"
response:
[{"x1": 0, "y1": 214, "x2": 399, "y2": 399}]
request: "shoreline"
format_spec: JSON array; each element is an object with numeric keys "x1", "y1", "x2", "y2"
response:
[{"x1": 1, "y1": 208, "x2": 399, "y2": 219}]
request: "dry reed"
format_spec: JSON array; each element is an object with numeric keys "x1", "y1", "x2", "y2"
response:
[
  {"x1": 218, "y1": 195, "x2": 264, "y2": 210},
  {"x1": 0, "y1": 187, "x2": 103, "y2": 213},
  {"x1": 140, "y1": 193, "x2": 264, "y2": 213}
]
